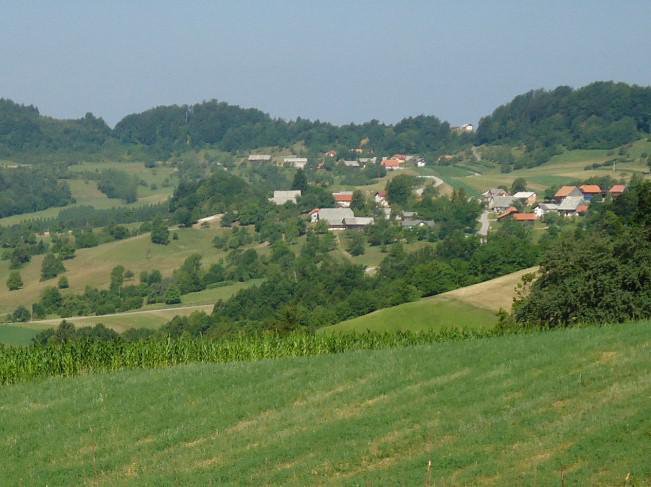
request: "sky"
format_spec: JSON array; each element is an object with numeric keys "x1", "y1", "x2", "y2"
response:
[{"x1": 1, "y1": 0, "x2": 650, "y2": 127}]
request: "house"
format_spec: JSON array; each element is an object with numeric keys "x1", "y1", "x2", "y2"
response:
[
  {"x1": 269, "y1": 190, "x2": 301, "y2": 205},
  {"x1": 609, "y1": 184, "x2": 626, "y2": 198},
  {"x1": 416, "y1": 159, "x2": 426, "y2": 168},
  {"x1": 332, "y1": 191, "x2": 354, "y2": 208},
  {"x1": 309, "y1": 208, "x2": 354, "y2": 230},
  {"x1": 342, "y1": 160, "x2": 360, "y2": 168},
  {"x1": 512, "y1": 191, "x2": 537, "y2": 206},
  {"x1": 482, "y1": 188, "x2": 509, "y2": 203},
  {"x1": 558, "y1": 196, "x2": 586, "y2": 216},
  {"x1": 382, "y1": 159, "x2": 403, "y2": 170},
  {"x1": 401, "y1": 218, "x2": 435, "y2": 229},
  {"x1": 497, "y1": 207, "x2": 519, "y2": 221},
  {"x1": 554, "y1": 186, "x2": 582, "y2": 203},
  {"x1": 392, "y1": 154, "x2": 407, "y2": 162},
  {"x1": 579, "y1": 184, "x2": 602, "y2": 201},
  {"x1": 374, "y1": 191, "x2": 388, "y2": 207},
  {"x1": 452, "y1": 123, "x2": 474, "y2": 134},
  {"x1": 324, "y1": 150, "x2": 337, "y2": 158},
  {"x1": 534, "y1": 203, "x2": 559, "y2": 218},
  {"x1": 343, "y1": 216, "x2": 374, "y2": 229},
  {"x1": 576, "y1": 203, "x2": 589, "y2": 215},
  {"x1": 359, "y1": 157, "x2": 377, "y2": 164},
  {"x1": 283, "y1": 157, "x2": 308, "y2": 169},
  {"x1": 489, "y1": 195, "x2": 516, "y2": 212},
  {"x1": 512, "y1": 213, "x2": 538, "y2": 223},
  {"x1": 248, "y1": 154, "x2": 272, "y2": 163}
]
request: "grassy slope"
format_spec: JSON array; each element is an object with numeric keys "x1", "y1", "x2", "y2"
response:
[
  {"x1": 1, "y1": 322, "x2": 649, "y2": 485},
  {"x1": 0, "y1": 162, "x2": 176, "y2": 226},
  {"x1": 323, "y1": 267, "x2": 536, "y2": 334},
  {"x1": 456, "y1": 139, "x2": 651, "y2": 194}
]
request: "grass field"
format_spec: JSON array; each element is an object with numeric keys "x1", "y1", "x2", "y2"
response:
[
  {"x1": 0, "y1": 321, "x2": 648, "y2": 484},
  {"x1": 322, "y1": 267, "x2": 535, "y2": 334},
  {"x1": 0, "y1": 226, "x2": 234, "y2": 315},
  {"x1": 0, "y1": 161, "x2": 176, "y2": 226},
  {"x1": 449, "y1": 139, "x2": 651, "y2": 194}
]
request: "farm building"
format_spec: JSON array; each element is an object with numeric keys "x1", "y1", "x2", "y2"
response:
[
  {"x1": 497, "y1": 207, "x2": 519, "y2": 221},
  {"x1": 558, "y1": 196, "x2": 587, "y2": 216},
  {"x1": 248, "y1": 154, "x2": 272, "y2": 163},
  {"x1": 512, "y1": 191, "x2": 537, "y2": 206},
  {"x1": 489, "y1": 196, "x2": 516, "y2": 212},
  {"x1": 382, "y1": 159, "x2": 403, "y2": 170},
  {"x1": 579, "y1": 184, "x2": 602, "y2": 201},
  {"x1": 609, "y1": 184, "x2": 626, "y2": 197},
  {"x1": 554, "y1": 186, "x2": 582, "y2": 203},
  {"x1": 309, "y1": 208, "x2": 353, "y2": 229},
  {"x1": 333, "y1": 191, "x2": 354, "y2": 208},
  {"x1": 269, "y1": 190, "x2": 301, "y2": 205},
  {"x1": 342, "y1": 160, "x2": 360, "y2": 168},
  {"x1": 283, "y1": 157, "x2": 308, "y2": 169}
]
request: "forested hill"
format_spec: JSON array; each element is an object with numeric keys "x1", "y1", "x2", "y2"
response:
[
  {"x1": 0, "y1": 97, "x2": 467, "y2": 160},
  {"x1": 477, "y1": 81, "x2": 651, "y2": 149},
  {"x1": 0, "y1": 99, "x2": 111, "y2": 156},
  {"x1": 3, "y1": 81, "x2": 651, "y2": 161}
]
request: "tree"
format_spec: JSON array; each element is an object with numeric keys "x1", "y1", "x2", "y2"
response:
[
  {"x1": 6, "y1": 271, "x2": 23, "y2": 291},
  {"x1": 386, "y1": 175, "x2": 416, "y2": 206},
  {"x1": 510, "y1": 178, "x2": 528, "y2": 193},
  {"x1": 110, "y1": 265, "x2": 125, "y2": 293},
  {"x1": 150, "y1": 217, "x2": 169, "y2": 245},
  {"x1": 347, "y1": 231, "x2": 366, "y2": 256},
  {"x1": 40, "y1": 253, "x2": 65, "y2": 281},
  {"x1": 57, "y1": 275, "x2": 69, "y2": 289},
  {"x1": 164, "y1": 286, "x2": 182, "y2": 304},
  {"x1": 350, "y1": 190, "x2": 368, "y2": 215},
  {"x1": 291, "y1": 169, "x2": 308, "y2": 191},
  {"x1": 11, "y1": 305, "x2": 31, "y2": 323}
]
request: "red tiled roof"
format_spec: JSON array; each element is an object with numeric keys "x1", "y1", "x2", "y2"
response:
[
  {"x1": 609, "y1": 184, "x2": 626, "y2": 194},
  {"x1": 497, "y1": 207, "x2": 519, "y2": 220},
  {"x1": 392, "y1": 154, "x2": 407, "y2": 160},
  {"x1": 382, "y1": 159, "x2": 402, "y2": 167},
  {"x1": 334, "y1": 193, "x2": 353, "y2": 202},
  {"x1": 576, "y1": 204, "x2": 589, "y2": 214},
  {"x1": 513, "y1": 213, "x2": 537, "y2": 222},
  {"x1": 554, "y1": 186, "x2": 579, "y2": 198},
  {"x1": 580, "y1": 184, "x2": 601, "y2": 194}
]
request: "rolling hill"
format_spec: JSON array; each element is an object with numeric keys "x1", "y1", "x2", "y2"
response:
[
  {"x1": 322, "y1": 267, "x2": 537, "y2": 334},
  {"x1": 1, "y1": 321, "x2": 649, "y2": 484}
]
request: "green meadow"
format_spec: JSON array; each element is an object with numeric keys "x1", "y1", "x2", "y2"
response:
[{"x1": 1, "y1": 321, "x2": 648, "y2": 485}]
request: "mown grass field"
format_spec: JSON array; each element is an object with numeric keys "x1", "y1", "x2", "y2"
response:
[
  {"x1": 323, "y1": 267, "x2": 535, "y2": 334},
  {"x1": 0, "y1": 321, "x2": 648, "y2": 484}
]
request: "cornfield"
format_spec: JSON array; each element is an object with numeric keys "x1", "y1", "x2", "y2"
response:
[{"x1": 0, "y1": 328, "x2": 524, "y2": 385}]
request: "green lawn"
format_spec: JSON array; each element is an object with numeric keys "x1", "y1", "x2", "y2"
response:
[
  {"x1": 0, "y1": 321, "x2": 648, "y2": 484},
  {"x1": 322, "y1": 296, "x2": 497, "y2": 334}
]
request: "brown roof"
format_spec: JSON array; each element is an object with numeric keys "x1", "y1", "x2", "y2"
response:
[
  {"x1": 513, "y1": 213, "x2": 537, "y2": 222},
  {"x1": 334, "y1": 193, "x2": 353, "y2": 202},
  {"x1": 609, "y1": 184, "x2": 626, "y2": 194},
  {"x1": 382, "y1": 159, "x2": 402, "y2": 167},
  {"x1": 497, "y1": 207, "x2": 519, "y2": 220},
  {"x1": 580, "y1": 184, "x2": 601, "y2": 194},
  {"x1": 576, "y1": 204, "x2": 589, "y2": 214},
  {"x1": 554, "y1": 186, "x2": 579, "y2": 198}
]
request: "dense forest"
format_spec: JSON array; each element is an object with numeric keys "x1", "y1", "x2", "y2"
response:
[
  {"x1": 0, "y1": 167, "x2": 74, "y2": 217},
  {"x1": 477, "y1": 82, "x2": 651, "y2": 151}
]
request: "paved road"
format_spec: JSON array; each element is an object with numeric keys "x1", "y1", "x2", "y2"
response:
[{"x1": 478, "y1": 210, "x2": 490, "y2": 238}]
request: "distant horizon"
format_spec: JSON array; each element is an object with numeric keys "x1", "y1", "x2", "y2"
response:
[
  {"x1": 8, "y1": 78, "x2": 649, "y2": 130},
  {"x1": 2, "y1": 2, "x2": 650, "y2": 127}
]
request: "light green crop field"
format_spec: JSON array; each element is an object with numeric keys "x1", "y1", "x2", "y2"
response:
[
  {"x1": 0, "y1": 226, "x2": 232, "y2": 315},
  {"x1": 1, "y1": 321, "x2": 649, "y2": 485},
  {"x1": 448, "y1": 139, "x2": 651, "y2": 194}
]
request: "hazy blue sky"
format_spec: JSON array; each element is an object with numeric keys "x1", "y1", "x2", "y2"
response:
[{"x1": 1, "y1": 1, "x2": 650, "y2": 126}]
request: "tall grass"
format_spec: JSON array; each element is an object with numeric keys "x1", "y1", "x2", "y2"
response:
[{"x1": 0, "y1": 328, "x2": 523, "y2": 385}]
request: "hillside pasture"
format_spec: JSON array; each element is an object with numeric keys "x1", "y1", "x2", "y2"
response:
[{"x1": 0, "y1": 322, "x2": 648, "y2": 484}]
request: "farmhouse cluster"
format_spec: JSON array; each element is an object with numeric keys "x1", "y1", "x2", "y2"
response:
[
  {"x1": 483, "y1": 184, "x2": 627, "y2": 223},
  {"x1": 247, "y1": 152, "x2": 427, "y2": 171}
]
